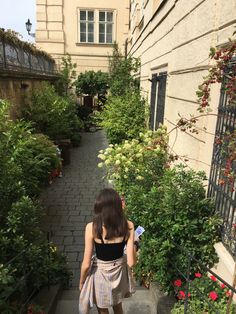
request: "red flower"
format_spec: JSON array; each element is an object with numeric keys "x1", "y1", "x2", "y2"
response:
[
  {"x1": 174, "y1": 279, "x2": 182, "y2": 287},
  {"x1": 195, "y1": 272, "x2": 202, "y2": 278},
  {"x1": 209, "y1": 291, "x2": 218, "y2": 301},
  {"x1": 210, "y1": 275, "x2": 217, "y2": 282},
  {"x1": 221, "y1": 283, "x2": 226, "y2": 289},
  {"x1": 178, "y1": 291, "x2": 185, "y2": 299},
  {"x1": 178, "y1": 291, "x2": 190, "y2": 299}
]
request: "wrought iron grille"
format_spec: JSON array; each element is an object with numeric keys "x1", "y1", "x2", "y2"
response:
[
  {"x1": 208, "y1": 58, "x2": 236, "y2": 257},
  {"x1": 0, "y1": 37, "x2": 56, "y2": 75}
]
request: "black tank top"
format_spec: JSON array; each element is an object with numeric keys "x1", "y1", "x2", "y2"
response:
[{"x1": 94, "y1": 235, "x2": 127, "y2": 261}]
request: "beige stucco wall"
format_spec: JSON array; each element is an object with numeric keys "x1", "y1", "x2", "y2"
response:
[
  {"x1": 128, "y1": 0, "x2": 236, "y2": 285},
  {"x1": 128, "y1": 0, "x2": 236, "y2": 177},
  {"x1": 36, "y1": 0, "x2": 130, "y2": 74}
]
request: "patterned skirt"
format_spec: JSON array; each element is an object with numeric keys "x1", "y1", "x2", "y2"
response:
[{"x1": 79, "y1": 255, "x2": 135, "y2": 314}]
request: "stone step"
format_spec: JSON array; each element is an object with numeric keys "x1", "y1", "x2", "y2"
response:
[{"x1": 54, "y1": 287, "x2": 156, "y2": 314}]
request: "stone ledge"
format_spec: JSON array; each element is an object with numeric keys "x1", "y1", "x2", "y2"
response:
[
  {"x1": 150, "y1": 282, "x2": 176, "y2": 314},
  {"x1": 33, "y1": 284, "x2": 62, "y2": 314}
]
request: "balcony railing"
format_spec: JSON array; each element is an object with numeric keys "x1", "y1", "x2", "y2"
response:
[{"x1": 0, "y1": 36, "x2": 57, "y2": 76}]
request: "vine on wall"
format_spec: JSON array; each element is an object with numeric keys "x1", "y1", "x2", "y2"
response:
[{"x1": 170, "y1": 40, "x2": 236, "y2": 187}]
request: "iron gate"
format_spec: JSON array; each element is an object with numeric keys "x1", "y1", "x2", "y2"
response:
[{"x1": 207, "y1": 58, "x2": 236, "y2": 257}]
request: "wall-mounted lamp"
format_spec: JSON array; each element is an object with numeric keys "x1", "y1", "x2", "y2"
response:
[{"x1": 25, "y1": 18, "x2": 35, "y2": 38}]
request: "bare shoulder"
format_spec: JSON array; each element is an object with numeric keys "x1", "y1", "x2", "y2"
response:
[
  {"x1": 85, "y1": 222, "x2": 93, "y2": 234},
  {"x1": 127, "y1": 220, "x2": 134, "y2": 229}
]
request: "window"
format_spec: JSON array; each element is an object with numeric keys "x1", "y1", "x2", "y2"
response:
[
  {"x1": 149, "y1": 72, "x2": 167, "y2": 130},
  {"x1": 79, "y1": 10, "x2": 94, "y2": 43},
  {"x1": 78, "y1": 9, "x2": 115, "y2": 44},
  {"x1": 99, "y1": 11, "x2": 113, "y2": 44}
]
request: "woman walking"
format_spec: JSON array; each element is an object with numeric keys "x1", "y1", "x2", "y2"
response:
[{"x1": 79, "y1": 188, "x2": 137, "y2": 314}]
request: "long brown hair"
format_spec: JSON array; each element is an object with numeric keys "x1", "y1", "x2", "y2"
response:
[{"x1": 93, "y1": 188, "x2": 129, "y2": 240}]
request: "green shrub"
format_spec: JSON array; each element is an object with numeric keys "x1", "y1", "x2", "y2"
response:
[
  {"x1": 98, "y1": 91, "x2": 147, "y2": 144},
  {"x1": 22, "y1": 83, "x2": 83, "y2": 141},
  {"x1": 70, "y1": 132, "x2": 82, "y2": 147},
  {"x1": 0, "y1": 100, "x2": 70, "y2": 312},
  {"x1": 98, "y1": 129, "x2": 221, "y2": 293},
  {"x1": 0, "y1": 197, "x2": 70, "y2": 313},
  {"x1": 75, "y1": 70, "x2": 109, "y2": 99},
  {"x1": 129, "y1": 166, "x2": 220, "y2": 291},
  {"x1": 108, "y1": 43, "x2": 140, "y2": 97}
]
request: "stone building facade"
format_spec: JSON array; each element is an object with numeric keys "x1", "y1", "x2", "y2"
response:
[
  {"x1": 128, "y1": 0, "x2": 236, "y2": 286},
  {"x1": 36, "y1": 0, "x2": 130, "y2": 73}
]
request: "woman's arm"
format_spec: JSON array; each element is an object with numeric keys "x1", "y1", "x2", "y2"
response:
[
  {"x1": 126, "y1": 221, "x2": 136, "y2": 268},
  {"x1": 79, "y1": 222, "x2": 94, "y2": 290}
]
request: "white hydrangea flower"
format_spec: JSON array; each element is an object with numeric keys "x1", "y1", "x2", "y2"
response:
[{"x1": 98, "y1": 154, "x2": 106, "y2": 160}]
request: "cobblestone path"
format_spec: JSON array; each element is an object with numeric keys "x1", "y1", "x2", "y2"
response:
[{"x1": 40, "y1": 130, "x2": 108, "y2": 288}]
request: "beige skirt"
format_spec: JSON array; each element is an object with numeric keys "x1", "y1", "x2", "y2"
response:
[{"x1": 79, "y1": 255, "x2": 135, "y2": 314}]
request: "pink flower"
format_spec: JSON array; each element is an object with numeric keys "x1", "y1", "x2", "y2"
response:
[
  {"x1": 226, "y1": 290, "x2": 232, "y2": 297},
  {"x1": 195, "y1": 272, "x2": 202, "y2": 278},
  {"x1": 174, "y1": 279, "x2": 182, "y2": 287},
  {"x1": 221, "y1": 283, "x2": 226, "y2": 289},
  {"x1": 209, "y1": 291, "x2": 218, "y2": 301},
  {"x1": 210, "y1": 275, "x2": 217, "y2": 282}
]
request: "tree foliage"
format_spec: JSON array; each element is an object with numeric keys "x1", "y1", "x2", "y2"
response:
[
  {"x1": 109, "y1": 43, "x2": 140, "y2": 96},
  {"x1": 75, "y1": 70, "x2": 109, "y2": 98}
]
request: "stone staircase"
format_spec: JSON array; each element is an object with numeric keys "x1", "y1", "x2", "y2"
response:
[{"x1": 54, "y1": 286, "x2": 157, "y2": 314}]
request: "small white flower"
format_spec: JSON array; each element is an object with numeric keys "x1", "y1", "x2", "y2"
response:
[
  {"x1": 136, "y1": 175, "x2": 144, "y2": 181},
  {"x1": 115, "y1": 160, "x2": 121, "y2": 165},
  {"x1": 98, "y1": 154, "x2": 106, "y2": 160},
  {"x1": 98, "y1": 162, "x2": 104, "y2": 168}
]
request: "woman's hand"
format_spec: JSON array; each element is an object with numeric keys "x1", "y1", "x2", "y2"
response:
[{"x1": 79, "y1": 282, "x2": 84, "y2": 291}]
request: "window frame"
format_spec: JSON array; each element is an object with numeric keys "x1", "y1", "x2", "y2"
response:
[{"x1": 78, "y1": 8, "x2": 115, "y2": 45}]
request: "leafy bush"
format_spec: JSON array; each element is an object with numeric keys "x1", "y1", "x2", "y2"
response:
[
  {"x1": 22, "y1": 83, "x2": 83, "y2": 141},
  {"x1": 75, "y1": 70, "x2": 109, "y2": 98},
  {"x1": 109, "y1": 43, "x2": 140, "y2": 97},
  {"x1": 0, "y1": 197, "x2": 70, "y2": 313},
  {"x1": 55, "y1": 54, "x2": 77, "y2": 97},
  {"x1": 132, "y1": 167, "x2": 221, "y2": 291},
  {"x1": 0, "y1": 100, "x2": 70, "y2": 312},
  {"x1": 98, "y1": 91, "x2": 147, "y2": 144},
  {"x1": 98, "y1": 129, "x2": 221, "y2": 293},
  {"x1": 70, "y1": 132, "x2": 82, "y2": 147}
]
